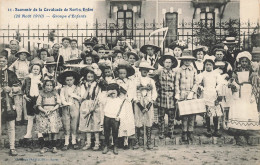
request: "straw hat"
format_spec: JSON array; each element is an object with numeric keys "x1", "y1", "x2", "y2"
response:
[
  {"x1": 223, "y1": 37, "x2": 238, "y2": 44},
  {"x1": 140, "y1": 41, "x2": 161, "y2": 54},
  {"x1": 158, "y1": 54, "x2": 178, "y2": 68},
  {"x1": 236, "y1": 51, "x2": 252, "y2": 62},
  {"x1": 30, "y1": 57, "x2": 44, "y2": 68},
  {"x1": 15, "y1": 48, "x2": 31, "y2": 57},
  {"x1": 138, "y1": 60, "x2": 155, "y2": 70},
  {"x1": 125, "y1": 51, "x2": 139, "y2": 61},
  {"x1": 178, "y1": 49, "x2": 196, "y2": 60},
  {"x1": 44, "y1": 57, "x2": 57, "y2": 66},
  {"x1": 116, "y1": 60, "x2": 135, "y2": 77},
  {"x1": 57, "y1": 70, "x2": 80, "y2": 85}
]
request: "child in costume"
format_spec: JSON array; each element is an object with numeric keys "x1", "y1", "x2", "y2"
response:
[
  {"x1": 79, "y1": 67, "x2": 102, "y2": 151},
  {"x1": 175, "y1": 49, "x2": 198, "y2": 142},
  {"x1": 133, "y1": 60, "x2": 157, "y2": 150},
  {"x1": 228, "y1": 51, "x2": 260, "y2": 145},
  {"x1": 114, "y1": 61, "x2": 136, "y2": 149},
  {"x1": 102, "y1": 83, "x2": 126, "y2": 155},
  {"x1": 197, "y1": 56, "x2": 223, "y2": 137},
  {"x1": 58, "y1": 70, "x2": 81, "y2": 150},
  {"x1": 22, "y1": 59, "x2": 43, "y2": 139},
  {"x1": 9, "y1": 48, "x2": 31, "y2": 125},
  {"x1": 155, "y1": 54, "x2": 178, "y2": 139},
  {"x1": 36, "y1": 79, "x2": 62, "y2": 153}
]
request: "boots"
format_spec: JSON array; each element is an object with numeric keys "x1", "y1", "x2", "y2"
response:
[
  {"x1": 213, "y1": 117, "x2": 221, "y2": 137},
  {"x1": 182, "y1": 131, "x2": 188, "y2": 141},
  {"x1": 205, "y1": 116, "x2": 212, "y2": 137},
  {"x1": 102, "y1": 146, "x2": 109, "y2": 154},
  {"x1": 93, "y1": 142, "x2": 100, "y2": 151},
  {"x1": 113, "y1": 146, "x2": 118, "y2": 155},
  {"x1": 82, "y1": 142, "x2": 91, "y2": 150},
  {"x1": 146, "y1": 127, "x2": 153, "y2": 150},
  {"x1": 158, "y1": 123, "x2": 165, "y2": 139},
  {"x1": 187, "y1": 131, "x2": 194, "y2": 142},
  {"x1": 133, "y1": 127, "x2": 140, "y2": 149},
  {"x1": 51, "y1": 140, "x2": 58, "y2": 153}
]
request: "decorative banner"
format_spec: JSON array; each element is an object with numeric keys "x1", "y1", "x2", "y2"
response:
[{"x1": 149, "y1": 27, "x2": 169, "y2": 48}]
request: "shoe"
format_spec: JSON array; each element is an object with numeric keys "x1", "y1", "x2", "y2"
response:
[
  {"x1": 52, "y1": 147, "x2": 58, "y2": 153},
  {"x1": 23, "y1": 135, "x2": 32, "y2": 139},
  {"x1": 73, "y1": 144, "x2": 79, "y2": 150},
  {"x1": 123, "y1": 145, "x2": 129, "y2": 150},
  {"x1": 61, "y1": 145, "x2": 68, "y2": 151},
  {"x1": 213, "y1": 131, "x2": 221, "y2": 137},
  {"x1": 205, "y1": 130, "x2": 212, "y2": 137},
  {"x1": 92, "y1": 143, "x2": 100, "y2": 151},
  {"x1": 9, "y1": 149, "x2": 18, "y2": 156},
  {"x1": 102, "y1": 146, "x2": 109, "y2": 154},
  {"x1": 181, "y1": 132, "x2": 188, "y2": 141},
  {"x1": 40, "y1": 147, "x2": 49, "y2": 154},
  {"x1": 187, "y1": 131, "x2": 194, "y2": 142},
  {"x1": 146, "y1": 127, "x2": 153, "y2": 150},
  {"x1": 159, "y1": 134, "x2": 165, "y2": 139},
  {"x1": 113, "y1": 146, "x2": 118, "y2": 155},
  {"x1": 82, "y1": 143, "x2": 91, "y2": 150}
]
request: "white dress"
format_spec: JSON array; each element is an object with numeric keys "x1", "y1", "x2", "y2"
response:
[
  {"x1": 228, "y1": 83, "x2": 260, "y2": 130},
  {"x1": 116, "y1": 78, "x2": 136, "y2": 137},
  {"x1": 197, "y1": 70, "x2": 223, "y2": 117}
]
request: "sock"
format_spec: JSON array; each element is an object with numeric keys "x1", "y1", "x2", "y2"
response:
[
  {"x1": 65, "y1": 135, "x2": 69, "y2": 146},
  {"x1": 124, "y1": 137, "x2": 128, "y2": 146},
  {"x1": 38, "y1": 133, "x2": 43, "y2": 138},
  {"x1": 24, "y1": 116, "x2": 34, "y2": 138},
  {"x1": 72, "y1": 134, "x2": 76, "y2": 145}
]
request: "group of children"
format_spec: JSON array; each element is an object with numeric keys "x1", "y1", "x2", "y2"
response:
[{"x1": 1, "y1": 37, "x2": 259, "y2": 156}]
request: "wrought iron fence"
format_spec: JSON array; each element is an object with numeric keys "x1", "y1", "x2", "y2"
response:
[{"x1": 0, "y1": 19, "x2": 259, "y2": 53}]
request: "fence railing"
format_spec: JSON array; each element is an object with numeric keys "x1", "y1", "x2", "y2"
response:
[{"x1": 0, "y1": 19, "x2": 259, "y2": 53}]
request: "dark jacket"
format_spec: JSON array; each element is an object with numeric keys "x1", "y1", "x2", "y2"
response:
[{"x1": 22, "y1": 76, "x2": 43, "y2": 97}]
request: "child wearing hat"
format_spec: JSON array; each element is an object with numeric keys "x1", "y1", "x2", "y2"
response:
[
  {"x1": 0, "y1": 50, "x2": 21, "y2": 156},
  {"x1": 133, "y1": 60, "x2": 157, "y2": 150},
  {"x1": 36, "y1": 79, "x2": 62, "y2": 153},
  {"x1": 59, "y1": 70, "x2": 81, "y2": 150},
  {"x1": 197, "y1": 56, "x2": 223, "y2": 137},
  {"x1": 79, "y1": 67, "x2": 102, "y2": 151},
  {"x1": 114, "y1": 61, "x2": 136, "y2": 149},
  {"x1": 228, "y1": 52, "x2": 260, "y2": 129},
  {"x1": 102, "y1": 83, "x2": 126, "y2": 155},
  {"x1": 43, "y1": 57, "x2": 57, "y2": 80},
  {"x1": 155, "y1": 54, "x2": 178, "y2": 139},
  {"x1": 175, "y1": 49, "x2": 198, "y2": 142},
  {"x1": 168, "y1": 40, "x2": 187, "y2": 68},
  {"x1": 193, "y1": 46, "x2": 207, "y2": 74},
  {"x1": 22, "y1": 59, "x2": 43, "y2": 139},
  {"x1": 9, "y1": 48, "x2": 31, "y2": 125}
]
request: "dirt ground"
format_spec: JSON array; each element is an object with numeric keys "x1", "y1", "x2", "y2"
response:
[{"x1": 0, "y1": 144, "x2": 260, "y2": 165}]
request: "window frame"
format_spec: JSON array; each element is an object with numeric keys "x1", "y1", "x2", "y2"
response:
[{"x1": 117, "y1": 10, "x2": 134, "y2": 39}]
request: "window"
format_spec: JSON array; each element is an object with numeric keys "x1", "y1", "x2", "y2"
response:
[
  {"x1": 117, "y1": 10, "x2": 133, "y2": 39},
  {"x1": 200, "y1": 12, "x2": 215, "y2": 28},
  {"x1": 165, "y1": 12, "x2": 178, "y2": 46}
]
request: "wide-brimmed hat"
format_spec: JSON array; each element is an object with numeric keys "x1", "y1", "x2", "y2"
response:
[
  {"x1": 83, "y1": 38, "x2": 95, "y2": 47},
  {"x1": 80, "y1": 66, "x2": 96, "y2": 77},
  {"x1": 44, "y1": 57, "x2": 57, "y2": 65},
  {"x1": 140, "y1": 41, "x2": 161, "y2": 54},
  {"x1": 65, "y1": 58, "x2": 82, "y2": 64},
  {"x1": 168, "y1": 40, "x2": 187, "y2": 51},
  {"x1": 81, "y1": 51, "x2": 100, "y2": 63},
  {"x1": 116, "y1": 60, "x2": 135, "y2": 77},
  {"x1": 57, "y1": 70, "x2": 80, "y2": 85},
  {"x1": 106, "y1": 83, "x2": 119, "y2": 91},
  {"x1": 125, "y1": 51, "x2": 139, "y2": 61},
  {"x1": 223, "y1": 37, "x2": 238, "y2": 45},
  {"x1": 211, "y1": 43, "x2": 227, "y2": 55},
  {"x1": 193, "y1": 46, "x2": 207, "y2": 55},
  {"x1": 15, "y1": 48, "x2": 31, "y2": 57},
  {"x1": 158, "y1": 54, "x2": 178, "y2": 68},
  {"x1": 236, "y1": 51, "x2": 252, "y2": 62},
  {"x1": 138, "y1": 60, "x2": 155, "y2": 70},
  {"x1": 93, "y1": 44, "x2": 107, "y2": 52},
  {"x1": 178, "y1": 49, "x2": 196, "y2": 60}
]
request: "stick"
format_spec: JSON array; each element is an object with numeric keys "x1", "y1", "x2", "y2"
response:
[{"x1": 143, "y1": 111, "x2": 146, "y2": 152}]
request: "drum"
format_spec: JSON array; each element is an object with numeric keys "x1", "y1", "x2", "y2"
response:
[{"x1": 177, "y1": 99, "x2": 206, "y2": 116}]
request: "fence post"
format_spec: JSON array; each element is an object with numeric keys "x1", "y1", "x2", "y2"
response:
[
  {"x1": 47, "y1": 24, "x2": 49, "y2": 48},
  {"x1": 76, "y1": 23, "x2": 79, "y2": 48},
  {"x1": 248, "y1": 19, "x2": 250, "y2": 50},
  {"x1": 7, "y1": 24, "x2": 10, "y2": 42},
  {"x1": 57, "y1": 24, "x2": 59, "y2": 43},
  {"x1": 96, "y1": 19, "x2": 98, "y2": 37},
  {"x1": 220, "y1": 18, "x2": 222, "y2": 43},
  {"x1": 192, "y1": 19, "x2": 194, "y2": 50},
  {"x1": 182, "y1": 19, "x2": 184, "y2": 40},
  {"x1": 238, "y1": 19, "x2": 240, "y2": 50},
  {"x1": 144, "y1": 19, "x2": 146, "y2": 44},
  {"x1": 28, "y1": 24, "x2": 30, "y2": 52},
  {"x1": 67, "y1": 23, "x2": 69, "y2": 37}
]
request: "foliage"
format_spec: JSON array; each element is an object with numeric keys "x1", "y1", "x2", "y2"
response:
[
  {"x1": 194, "y1": 24, "x2": 217, "y2": 51},
  {"x1": 221, "y1": 19, "x2": 240, "y2": 37}
]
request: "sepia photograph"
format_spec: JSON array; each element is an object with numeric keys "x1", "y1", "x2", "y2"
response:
[{"x1": 0, "y1": 0, "x2": 259, "y2": 164}]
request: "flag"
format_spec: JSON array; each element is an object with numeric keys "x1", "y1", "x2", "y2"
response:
[{"x1": 149, "y1": 27, "x2": 169, "y2": 48}]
